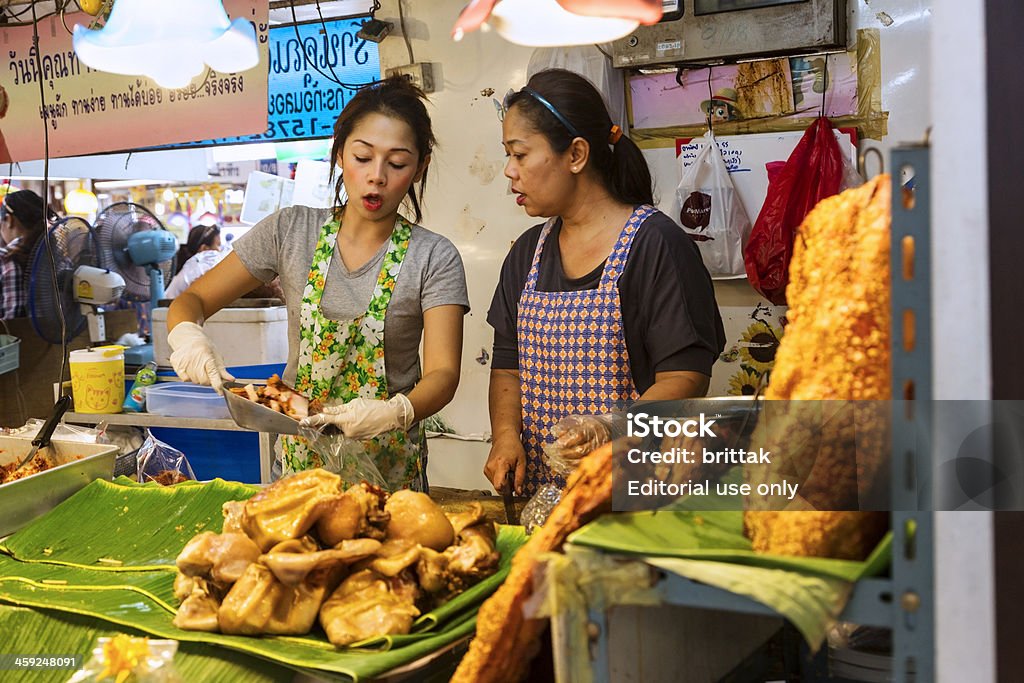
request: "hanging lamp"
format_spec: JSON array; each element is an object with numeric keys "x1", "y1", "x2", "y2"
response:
[
  {"x1": 452, "y1": 0, "x2": 662, "y2": 46},
  {"x1": 64, "y1": 184, "x2": 99, "y2": 215},
  {"x1": 73, "y1": 0, "x2": 259, "y2": 90}
]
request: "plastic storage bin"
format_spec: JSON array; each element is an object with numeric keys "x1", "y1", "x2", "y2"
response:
[
  {"x1": 146, "y1": 382, "x2": 230, "y2": 419},
  {"x1": 0, "y1": 334, "x2": 20, "y2": 375},
  {"x1": 151, "y1": 306, "x2": 288, "y2": 368}
]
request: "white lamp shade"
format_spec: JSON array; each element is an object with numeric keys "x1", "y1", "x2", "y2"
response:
[
  {"x1": 72, "y1": 0, "x2": 259, "y2": 89},
  {"x1": 489, "y1": 0, "x2": 638, "y2": 47},
  {"x1": 64, "y1": 187, "x2": 99, "y2": 215}
]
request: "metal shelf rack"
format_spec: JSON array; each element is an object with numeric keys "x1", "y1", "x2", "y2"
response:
[{"x1": 579, "y1": 144, "x2": 934, "y2": 683}]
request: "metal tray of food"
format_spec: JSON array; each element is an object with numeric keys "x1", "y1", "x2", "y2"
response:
[
  {"x1": 222, "y1": 381, "x2": 301, "y2": 436},
  {"x1": 0, "y1": 436, "x2": 119, "y2": 537}
]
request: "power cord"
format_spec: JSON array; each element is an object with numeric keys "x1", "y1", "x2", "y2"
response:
[
  {"x1": 397, "y1": 0, "x2": 414, "y2": 65},
  {"x1": 289, "y1": 0, "x2": 379, "y2": 90},
  {"x1": 29, "y1": 0, "x2": 69, "y2": 398}
]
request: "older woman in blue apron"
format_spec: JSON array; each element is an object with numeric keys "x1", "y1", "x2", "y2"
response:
[
  {"x1": 166, "y1": 77, "x2": 469, "y2": 492},
  {"x1": 485, "y1": 69, "x2": 726, "y2": 497}
]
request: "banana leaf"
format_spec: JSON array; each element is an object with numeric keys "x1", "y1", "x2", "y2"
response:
[
  {"x1": 0, "y1": 478, "x2": 260, "y2": 570},
  {"x1": 567, "y1": 511, "x2": 891, "y2": 582},
  {"x1": 0, "y1": 479, "x2": 527, "y2": 679},
  {"x1": 0, "y1": 604, "x2": 298, "y2": 683},
  {"x1": 567, "y1": 511, "x2": 891, "y2": 649}
]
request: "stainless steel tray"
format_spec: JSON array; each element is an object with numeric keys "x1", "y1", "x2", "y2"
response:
[
  {"x1": 0, "y1": 436, "x2": 119, "y2": 536},
  {"x1": 222, "y1": 381, "x2": 301, "y2": 435}
]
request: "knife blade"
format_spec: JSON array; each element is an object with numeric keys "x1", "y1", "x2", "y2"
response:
[
  {"x1": 501, "y1": 470, "x2": 518, "y2": 525},
  {"x1": 12, "y1": 395, "x2": 72, "y2": 473}
]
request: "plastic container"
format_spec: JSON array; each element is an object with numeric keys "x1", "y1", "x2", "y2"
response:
[
  {"x1": 0, "y1": 334, "x2": 19, "y2": 375},
  {"x1": 146, "y1": 382, "x2": 231, "y2": 419},
  {"x1": 69, "y1": 346, "x2": 125, "y2": 414},
  {"x1": 151, "y1": 306, "x2": 288, "y2": 368}
]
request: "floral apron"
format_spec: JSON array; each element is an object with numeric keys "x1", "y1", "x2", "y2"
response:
[
  {"x1": 517, "y1": 205, "x2": 655, "y2": 496},
  {"x1": 279, "y1": 215, "x2": 426, "y2": 492}
]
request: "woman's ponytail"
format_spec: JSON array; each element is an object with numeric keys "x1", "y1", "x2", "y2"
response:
[{"x1": 609, "y1": 134, "x2": 654, "y2": 207}]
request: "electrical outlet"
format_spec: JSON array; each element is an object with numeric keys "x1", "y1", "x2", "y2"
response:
[{"x1": 385, "y1": 62, "x2": 436, "y2": 94}]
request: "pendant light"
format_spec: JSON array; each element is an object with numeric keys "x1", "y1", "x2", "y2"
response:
[
  {"x1": 452, "y1": 0, "x2": 661, "y2": 46},
  {"x1": 73, "y1": 0, "x2": 259, "y2": 90},
  {"x1": 64, "y1": 183, "x2": 99, "y2": 215}
]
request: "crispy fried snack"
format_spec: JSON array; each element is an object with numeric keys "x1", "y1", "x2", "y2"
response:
[
  {"x1": 451, "y1": 442, "x2": 613, "y2": 683},
  {"x1": 745, "y1": 175, "x2": 892, "y2": 560}
]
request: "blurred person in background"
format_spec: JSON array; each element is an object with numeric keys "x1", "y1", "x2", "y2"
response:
[
  {"x1": 165, "y1": 224, "x2": 224, "y2": 299},
  {"x1": 0, "y1": 189, "x2": 51, "y2": 319}
]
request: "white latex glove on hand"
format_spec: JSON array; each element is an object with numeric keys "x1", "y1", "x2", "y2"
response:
[
  {"x1": 300, "y1": 394, "x2": 415, "y2": 440},
  {"x1": 167, "y1": 321, "x2": 235, "y2": 394}
]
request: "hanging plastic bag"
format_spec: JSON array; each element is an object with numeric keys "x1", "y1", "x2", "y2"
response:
[
  {"x1": 675, "y1": 131, "x2": 751, "y2": 278},
  {"x1": 744, "y1": 117, "x2": 863, "y2": 304},
  {"x1": 136, "y1": 431, "x2": 195, "y2": 486}
]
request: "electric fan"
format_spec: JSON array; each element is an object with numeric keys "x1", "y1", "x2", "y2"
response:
[
  {"x1": 93, "y1": 202, "x2": 177, "y2": 365},
  {"x1": 27, "y1": 217, "x2": 126, "y2": 345}
]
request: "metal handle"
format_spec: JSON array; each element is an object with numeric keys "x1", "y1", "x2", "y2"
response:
[
  {"x1": 858, "y1": 146, "x2": 885, "y2": 179},
  {"x1": 32, "y1": 395, "x2": 72, "y2": 449}
]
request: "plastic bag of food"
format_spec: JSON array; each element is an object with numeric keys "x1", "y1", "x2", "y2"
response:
[
  {"x1": 519, "y1": 483, "x2": 562, "y2": 535},
  {"x1": 675, "y1": 130, "x2": 751, "y2": 278},
  {"x1": 543, "y1": 413, "x2": 622, "y2": 476},
  {"x1": 136, "y1": 432, "x2": 195, "y2": 486},
  {"x1": 67, "y1": 635, "x2": 183, "y2": 683},
  {"x1": 300, "y1": 427, "x2": 387, "y2": 490}
]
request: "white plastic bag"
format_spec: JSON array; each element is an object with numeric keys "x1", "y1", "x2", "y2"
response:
[{"x1": 675, "y1": 131, "x2": 751, "y2": 278}]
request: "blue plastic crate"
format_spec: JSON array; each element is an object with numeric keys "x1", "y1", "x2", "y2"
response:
[{"x1": 149, "y1": 427, "x2": 261, "y2": 484}]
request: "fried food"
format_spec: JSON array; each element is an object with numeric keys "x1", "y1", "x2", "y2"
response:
[
  {"x1": 451, "y1": 442, "x2": 613, "y2": 683},
  {"x1": 744, "y1": 175, "x2": 892, "y2": 560}
]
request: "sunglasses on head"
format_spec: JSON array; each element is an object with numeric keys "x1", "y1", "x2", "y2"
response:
[{"x1": 500, "y1": 87, "x2": 583, "y2": 140}]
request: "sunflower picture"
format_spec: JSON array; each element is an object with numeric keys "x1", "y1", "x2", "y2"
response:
[
  {"x1": 728, "y1": 368, "x2": 764, "y2": 396},
  {"x1": 739, "y1": 321, "x2": 783, "y2": 373}
]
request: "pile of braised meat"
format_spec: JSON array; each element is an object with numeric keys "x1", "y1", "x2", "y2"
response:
[{"x1": 173, "y1": 469, "x2": 501, "y2": 646}]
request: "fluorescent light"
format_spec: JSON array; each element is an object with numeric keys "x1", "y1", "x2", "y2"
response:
[
  {"x1": 210, "y1": 143, "x2": 278, "y2": 163},
  {"x1": 92, "y1": 179, "x2": 170, "y2": 190},
  {"x1": 72, "y1": 0, "x2": 259, "y2": 90}
]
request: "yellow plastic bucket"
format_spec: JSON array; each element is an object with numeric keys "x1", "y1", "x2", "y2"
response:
[{"x1": 69, "y1": 346, "x2": 125, "y2": 414}]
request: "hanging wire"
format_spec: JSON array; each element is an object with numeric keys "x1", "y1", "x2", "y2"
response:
[
  {"x1": 819, "y1": 54, "x2": 830, "y2": 119},
  {"x1": 29, "y1": 0, "x2": 69, "y2": 397},
  {"x1": 397, "y1": 0, "x2": 414, "y2": 65},
  {"x1": 290, "y1": 0, "x2": 379, "y2": 89},
  {"x1": 706, "y1": 65, "x2": 714, "y2": 135}
]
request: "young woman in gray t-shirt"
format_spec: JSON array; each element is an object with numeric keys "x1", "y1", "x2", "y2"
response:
[{"x1": 166, "y1": 77, "x2": 468, "y2": 490}]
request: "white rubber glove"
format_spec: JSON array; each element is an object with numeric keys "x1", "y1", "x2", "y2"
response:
[
  {"x1": 167, "y1": 321, "x2": 235, "y2": 394},
  {"x1": 300, "y1": 394, "x2": 415, "y2": 440}
]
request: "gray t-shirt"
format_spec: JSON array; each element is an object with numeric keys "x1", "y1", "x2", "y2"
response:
[{"x1": 232, "y1": 206, "x2": 469, "y2": 396}]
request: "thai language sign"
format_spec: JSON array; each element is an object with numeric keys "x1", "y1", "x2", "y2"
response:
[
  {"x1": 168, "y1": 17, "x2": 380, "y2": 147},
  {"x1": 0, "y1": 0, "x2": 268, "y2": 163}
]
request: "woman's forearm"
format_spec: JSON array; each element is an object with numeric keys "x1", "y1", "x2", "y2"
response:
[
  {"x1": 406, "y1": 368, "x2": 460, "y2": 422},
  {"x1": 489, "y1": 369, "x2": 522, "y2": 441},
  {"x1": 167, "y1": 291, "x2": 207, "y2": 330},
  {"x1": 639, "y1": 370, "x2": 710, "y2": 401}
]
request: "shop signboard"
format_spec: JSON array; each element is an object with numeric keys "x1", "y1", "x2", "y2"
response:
[
  {"x1": 0, "y1": 0, "x2": 269, "y2": 164},
  {"x1": 166, "y1": 17, "x2": 380, "y2": 148}
]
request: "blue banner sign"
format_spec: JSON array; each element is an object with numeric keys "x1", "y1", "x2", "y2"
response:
[{"x1": 169, "y1": 17, "x2": 380, "y2": 147}]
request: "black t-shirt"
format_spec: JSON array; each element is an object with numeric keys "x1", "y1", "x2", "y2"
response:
[{"x1": 487, "y1": 210, "x2": 726, "y2": 394}]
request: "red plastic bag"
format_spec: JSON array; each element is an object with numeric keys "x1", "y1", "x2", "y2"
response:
[{"x1": 744, "y1": 118, "x2": 854, "y2": 305}]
